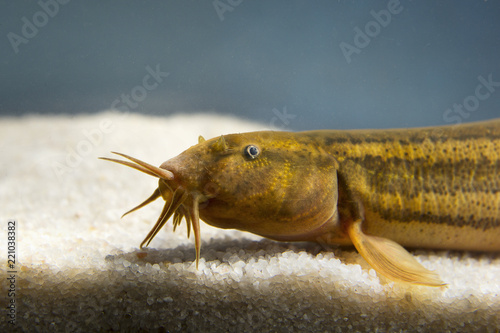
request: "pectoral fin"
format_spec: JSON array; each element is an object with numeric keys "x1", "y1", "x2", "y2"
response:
[{"x1": 346, "y1": 219, "x2": 446, "y2": 286}]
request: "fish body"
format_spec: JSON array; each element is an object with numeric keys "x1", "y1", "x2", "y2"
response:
[
  {"x1": 101, "y1": 118, "x2": 500, "y2": 286},
  {"x1": 305, "y1": 120, "x2": 500, "y2": 252}
]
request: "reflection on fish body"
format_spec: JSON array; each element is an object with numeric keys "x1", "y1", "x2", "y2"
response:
[{"x1": 100, "y1": 118, "x2": 500, "y2": 286}]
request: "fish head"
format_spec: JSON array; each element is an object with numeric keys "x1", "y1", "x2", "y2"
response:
[
  {"x1": 100, "y1": 131, "x2": 340, "y2": 265},
  {"x1": 164, "y1": 131, "x2": 340, "y2": 239}
]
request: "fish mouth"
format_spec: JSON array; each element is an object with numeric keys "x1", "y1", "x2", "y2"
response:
[{"x1": 99, "y1": 152, "x2": 202, "y2": 267}]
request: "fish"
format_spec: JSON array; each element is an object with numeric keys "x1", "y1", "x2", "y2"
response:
[{"x1": 100, "y1": 118, "x2": 500, "y2": 286}]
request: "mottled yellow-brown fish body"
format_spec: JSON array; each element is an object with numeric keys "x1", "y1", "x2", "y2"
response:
[
  {"x1": 307, "y1": 120, "x2": 500, "y2": 252},
  {"x1": 101, "y1": 118, "x2": 500, "y2": 286}
]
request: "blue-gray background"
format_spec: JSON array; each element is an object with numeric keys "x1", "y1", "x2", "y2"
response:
[{"x1": 1, "y1": 0, "x2": 499, "y2": 130}]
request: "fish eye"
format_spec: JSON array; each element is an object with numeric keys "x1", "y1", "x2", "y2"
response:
[{"x1": 245, "y1": 145, "x2": 260, "y2": 159}]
